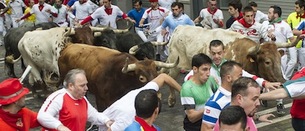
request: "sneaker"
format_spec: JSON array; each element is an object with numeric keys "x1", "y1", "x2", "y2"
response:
[{"x1": 277, "y1": 103, "x2": 285, "y2": 115}]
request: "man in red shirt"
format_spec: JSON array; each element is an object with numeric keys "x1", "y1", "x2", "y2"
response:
[{"x1": 0, "y1": 78, "x2": 41, "y2": 130}]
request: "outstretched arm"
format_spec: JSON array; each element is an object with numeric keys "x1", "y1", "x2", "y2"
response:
[
  {"x1": 259, "y1": 88, "x2": 289, "y2": 100},
  {"x1": 152, "y1": 73, "x2": 181, "y2": 92}
]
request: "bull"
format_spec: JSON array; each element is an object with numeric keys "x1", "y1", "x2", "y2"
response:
[
  {"x1": 4, "y1": 22, "x2": 59, "y2": 78},
  {"x1": 163, "y1": 25, "x2": 299, "y2": 106},
  {"x1": 58, "y1": 44, "x2": 178, "y2": 111}
]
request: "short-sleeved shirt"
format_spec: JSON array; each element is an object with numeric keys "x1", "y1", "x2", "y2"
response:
[
  {"x1": 283, "y1": 76, "x2": 305, "y2": 98},
  {"x1": 142, "y1": 7, "x2": 169, "y2": 31},
  {"x1": 202, "y1": 86, "x2": 231, "y2": 126},
  {"x1": 198, "y1": 8, "x2": 224, "y2": 29},
  {"x1": 161, "y1": 13, "x2": 194, "y2": 35},
  {"x1": 264, "y1": 20, "x2": 294, "y2": 43},
  {"x1": 30, "y1": 3, "x2": 55, "y2": 24},
  {"x1": 52, "y1": 5, "x2": 68, "y2": 24}
]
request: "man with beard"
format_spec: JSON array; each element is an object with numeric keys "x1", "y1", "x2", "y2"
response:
[
  {"x1": 52, "y1": 0, "x2": 68, "y2": 27},
  {"x1": 0, "y1": 78, "x2": 41, "y2": 130},
  {"x1": 159, "y1": 2, "x2": 194, "y2": 61},
  {"x1": 214, "y1": 77, "x2": 274, "y2": 131},
  {"x1": 16, "y1": 0, "x2": 57, "y2": 24},
  {"x1": 194, "y1": 0, "x2": 224, "y2": 29}
]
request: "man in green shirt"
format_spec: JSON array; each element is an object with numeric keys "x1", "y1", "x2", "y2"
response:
[{"x1": 180, "y1": 53, "x2": 218, "y2": 131}]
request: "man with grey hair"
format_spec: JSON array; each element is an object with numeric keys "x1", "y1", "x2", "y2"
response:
[{"x1": 38, "y1": 69, "x2": 113, "y2": 131}]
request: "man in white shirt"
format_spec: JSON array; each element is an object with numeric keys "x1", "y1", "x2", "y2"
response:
[
  {"x1": 68, "y1": 0, "x2": 92, "y2": 27},
  {"x1": 2, "y1": 0, "x2": 26, "y2": 27},
  {"x1": 194, "y1": 0, "x2": 224, "y2": 29},
  {"x1": 248, "y1": 1, "x2": 268, "y2": 23},
  {"x1": 52, "y1": 0, "x2": 68, "y2": 27}
]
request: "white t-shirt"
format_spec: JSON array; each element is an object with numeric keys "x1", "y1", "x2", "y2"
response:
[
  {"x1": 98, "y1": 81, "x2": 159, "y2": 131},
  {"x1": 158, "y1": 0, "x2": 175, "y2": 10},
  {"x1": 142, "y1": 7, "x2": 169, "y2": 31},
  {"x1": 199, "y1": 8, "x2": 224, "y2": 29},
  {"x1": 91, "y1": 5, "x2": 124, "y2": 29},
  {"x1": 71, "y1": 1, "x2": 92, "y2": 20},
  {"x1": 8, "y1": 0, "x2": 26, "y2": 18},
  {"x1": 255, "y1": 10, "x2": 268, "y2": 23},
  {"x1": 264, "y1": 20, "x2": 294, "y2": 43}
]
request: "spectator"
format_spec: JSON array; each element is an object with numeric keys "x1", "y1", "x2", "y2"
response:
[
  {"x1": 228, "y1": 6, "x2": 271, "y2": 43},
  {"x1": 218, "y1": 106, "x2": 248, "y2": 131},
  {"x1": 0, "y1": 78, "x2": 41, "y2": 130},
  {"x1": 194, "y1": 0, "x2": 224, "y2": 29},
  {"x1": 226, "y1": 0, "x2": 242, "y2": 29},
  {"x1": 248, "y1": 1, "x2": 268, "y2": 23},
  {"x1": 17, "y1": 0, "x2": 57, "y2": 24},
  {"x1": 124, "y1": 89, "x2": 161, "y2": 131},
  {"x1": 180, "y1": 53, "x2": 219, "y2": 131},
  {"x1": 98, "y1": 73, "x2": 181, "y2": 131},
  {"x1": 127, "y1": 0, "x2": 148, "y2": 42},
  {"x1": 37, "y1": 69, "x2": 113, "y2": 131},
  {"x1": 214, "y1": 77, "x2": 275, "y2": 131},
  {"x1": 80, "y1": 0, "x2": 132, "y2": 28}
]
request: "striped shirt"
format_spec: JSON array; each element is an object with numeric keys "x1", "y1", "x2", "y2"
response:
[{"x1": 202, "y1": 86, "x2": 231, "y2": 125}]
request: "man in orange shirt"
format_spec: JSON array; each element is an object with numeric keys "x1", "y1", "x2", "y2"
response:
[{"x1": 0, "y1": 78, "x2": 41, "y2": 130}]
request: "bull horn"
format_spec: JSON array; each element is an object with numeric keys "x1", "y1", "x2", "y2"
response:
[
  {"x1": 154, "y1": 57, "x2": 179, "y2": 68},
  {"x1": 247, "y1": 45, "x2": 260, "y2": 56},
  {"x1": 64, "y1": 28, "x2": 75, "y2": 36},
  {"x1": 129, "y1": 45, "x2": 140, "y2": 55},
  {"x1": 122, "y1": 57, "x2": 137, "y2": 73},
  {"x1": 90, "y1": 26, "x2": 107, "y2": 32},
  {"x1": 94, "y1": 32, "x2": 102, "y2": 37},
  {"x1": 113, "y1": 28, "x2": 129, "y2": 34},
  {"x1": 5, "y1": 55, "x2": 22, "y2": 64},
  {"x1": 151, "y1": 41, "x2": 168, "y2": 46}
]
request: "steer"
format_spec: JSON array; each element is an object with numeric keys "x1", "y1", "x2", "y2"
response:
[
  {"x1": 4, "y1": 22, "x2": 59, "y2": 77},
  {"x1": 17, "y1": 27, "x2": 87, "y2": 97},
  {"x1": 58, "y1": 44, "x2": 178, "y2": 111},
  {"x1": 163, "y1": 25, "x2": 299, "y2": 107}
]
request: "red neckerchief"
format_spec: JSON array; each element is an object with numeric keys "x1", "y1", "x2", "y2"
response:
[
  {"x1": 105, "y1": 7, "x2": 112, "y2": 15},
  {"x1": 207, "y1": 7, "x2": 218, "y2": 16},
  {"x1": 38, "y1": 4, "x2": 44, "y2": 11},
  {"x1": 238, "y1": 18, "x2": 254, "y2": 28},
  {"x1": 135, "y1": 116, "x2": 157, "y2": 131},
  {"x1": 0, "y1": 108, "x2": 25, "y2": 130},
  {"x1": 297, "y1": 13, "x2": 305, "y2": 19},
  {"x1": 234, "y1": 12, "x2": 243, "y2": 20}
]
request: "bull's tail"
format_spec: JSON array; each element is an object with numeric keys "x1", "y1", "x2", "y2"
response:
[{"x1": 5, "y1": 55, "x2": 22, "y2": 64}]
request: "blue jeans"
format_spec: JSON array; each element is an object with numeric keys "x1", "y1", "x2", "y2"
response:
[{"x1": 292, "y1": 118, "x2": 305, "y2": 131}]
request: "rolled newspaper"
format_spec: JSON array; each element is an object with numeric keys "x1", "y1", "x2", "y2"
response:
[{"x1": 19, "y1": 65, "x2": 32, "y2": 83}]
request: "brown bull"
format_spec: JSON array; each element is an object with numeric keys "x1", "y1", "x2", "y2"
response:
[
  {"x1": 224, "y1": 38, "x2": 286, "y2": 83},
  {"x1": 58, "y1": 44, "x2": 178, "y2": 111}
]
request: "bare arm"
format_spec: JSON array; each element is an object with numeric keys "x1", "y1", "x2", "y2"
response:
[
  {"x1": 194, "y1": 16, "x2": 203, "y2": 24},
  {"x1": 152, "y1": 73, "x2": 181, "y2": 92},
  {"x1": 259, "y1": 88, "x2": 288, "y2": 100},
  {"x1": 139, "y1": 18, "x2": 145, "y2": 27},
  {"x1": 201, "y1": 122, "x2": 214, "y2": 131},
  {"x1": 185, "y1": 108, "x2": 204, "y2": 123}
]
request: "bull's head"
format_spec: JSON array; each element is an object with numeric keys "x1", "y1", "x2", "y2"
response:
[
  {"x1": 129, "y1": 42, "x2": 156, "y2": 60},
  {"x1": 122, "y1": 57, "x2": 179, "y2": 82},
  {"x1": 247, "y1": 43, "x2": 286, "y2": 83}
]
